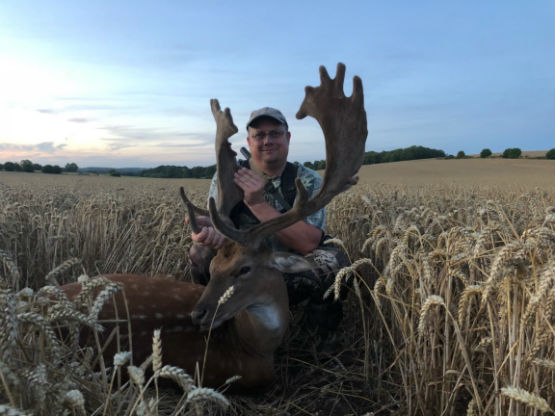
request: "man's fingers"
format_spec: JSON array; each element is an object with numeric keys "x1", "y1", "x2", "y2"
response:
[
  {"x1": 191, "y1": 225, "x2": 225, "y2": 249},
  {"x1": 196, "y1": 216, "x2": 212, "y2": 227},
  {"x1": 191, "y1": 226, "x2": 207, "y2": 242},
  {"x1": 205, "y1": 228, "x2": 216, "y2": 246}
]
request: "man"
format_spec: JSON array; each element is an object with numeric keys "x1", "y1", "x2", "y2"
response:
[{"x1": 187, "y1": 107, "x2": 349, "y2": 336}]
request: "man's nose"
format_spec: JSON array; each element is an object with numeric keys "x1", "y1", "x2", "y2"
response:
[{"x1": 262, "y1": 135, "x2": 275, "y2": 144}]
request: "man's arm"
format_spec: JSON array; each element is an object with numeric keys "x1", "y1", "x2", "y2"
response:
[{"x1": 234, "y1": 168, "x2": 322, "y2": 255}]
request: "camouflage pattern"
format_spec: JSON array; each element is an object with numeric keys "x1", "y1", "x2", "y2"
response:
[
  {"x1": 207, "y1": 163, "x2": 325, "y2": 252},
  {"x1": 283, "y1": 236, "x2": 350, "y2": 305}
]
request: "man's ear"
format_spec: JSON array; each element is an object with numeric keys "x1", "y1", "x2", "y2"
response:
[{"x1": 268, "y1": 251, "x2": 314, "y2": 273}]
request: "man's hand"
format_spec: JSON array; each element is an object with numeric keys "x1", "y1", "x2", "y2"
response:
[
  {"x1": 234, "y1": 168, "x2": 266, "y2": 207},
  {"x1": 186, "y1": 215, "x2": 226, "y2": 249}
]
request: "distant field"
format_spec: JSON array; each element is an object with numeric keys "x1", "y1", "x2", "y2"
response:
[
  {"x1": 1, "y1": 157, "x2": 553, "y2": 191},
  {"x1": 355, "y1": 158, "x2": 554, "y2": 188},
  {"x1": 0, "y1": 171, "x2": 210, "y2": 197}
]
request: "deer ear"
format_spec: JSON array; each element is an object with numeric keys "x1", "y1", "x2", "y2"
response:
[{"x1": 268, "y1": 252, "x2": 314, "y2": 273}]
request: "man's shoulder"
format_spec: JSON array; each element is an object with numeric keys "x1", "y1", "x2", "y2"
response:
[
  {"x1": 295, "y1": 163, "x2": 322, "y2": 191},
  {"x1": 295, "y1": 163, "x2": 322, "y2": 179}
]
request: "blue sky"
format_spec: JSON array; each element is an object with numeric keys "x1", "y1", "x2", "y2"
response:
[{"x1": 0, "y1": 1, "x2": 553, "y2": 168}]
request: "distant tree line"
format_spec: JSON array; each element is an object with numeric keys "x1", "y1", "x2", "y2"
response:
[
  {"x1": 456, "y1": 147, "x2": 554, "y2": 160},
  {"x1": 140, "y1": 164, "x2": 217, "y2": 179},
  {"x1": 0, "y1": 160, "x2": 78, "y2": 174},
  {"x1": 2, "y1": 147, "x2": 553, "y2": 178},
  {"x1": 303, "y1": 145, "x2": 446, "y2": 170}
]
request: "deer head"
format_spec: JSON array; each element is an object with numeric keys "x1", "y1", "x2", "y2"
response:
[{"x1": 182, "y1": 63, "x2": 368, "y2": 333}]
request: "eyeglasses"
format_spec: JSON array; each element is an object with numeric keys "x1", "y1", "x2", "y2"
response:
[{"x1": 250, "y1": 130, "x2": 286, "y2": 141}]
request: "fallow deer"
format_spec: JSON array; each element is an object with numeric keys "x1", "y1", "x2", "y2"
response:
[{"x1": 61, "y1": 63, "x2": 368, "y2": 392}]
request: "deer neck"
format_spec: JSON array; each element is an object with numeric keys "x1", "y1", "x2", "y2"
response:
[{"x1": 232, "y1": 271, "x2": 289, "y2": 357}]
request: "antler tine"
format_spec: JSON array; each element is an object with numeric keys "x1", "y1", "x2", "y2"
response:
[
  {"x1": 180, "y1": 186, "x2": 208, "y2": 234},
  {"x1": 243, "y1": 62, "x2": 368, "y2": 248},
  {"x1": 208, "y1": 197, "x2": 249, "y2": 244}
]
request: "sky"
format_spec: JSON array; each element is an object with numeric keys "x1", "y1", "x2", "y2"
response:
[{"x1": 0, "y1": 1, "x2": 553, "y2": 168}]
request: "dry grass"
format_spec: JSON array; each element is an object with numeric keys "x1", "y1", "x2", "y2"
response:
[{"x1": 1, "y1": 159, "x2": 554, "y2": 415}]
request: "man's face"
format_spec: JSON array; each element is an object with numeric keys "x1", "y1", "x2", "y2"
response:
[{"x1": 246, "y1": 118, "x2": 291, "y2": 169}]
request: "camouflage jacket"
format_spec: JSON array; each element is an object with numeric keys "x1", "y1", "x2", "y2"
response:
[{"x1": 207, "y1": 163, "x2": 325, "y2": 252}]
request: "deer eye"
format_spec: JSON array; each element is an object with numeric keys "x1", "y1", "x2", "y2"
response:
[{"x1": 238, "y1": 266, "x2": 251, "y2": 276}]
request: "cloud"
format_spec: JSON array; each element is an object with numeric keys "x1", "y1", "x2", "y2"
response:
[
  {"x1": 36, "y1": 108, "x2": 56, "y2": 114},
  {"x1": 67, "y1": 117, "x2": 91, "y2": 123},
  {"x1": 37, "y1": 142, "x2": 67, "y2": 152},
  {"x1": 0, "y1": 141, "x2": 66, "y2": 153},
  {"x1": 100, "y1": 125, "x2": 212, "y2": 150}
]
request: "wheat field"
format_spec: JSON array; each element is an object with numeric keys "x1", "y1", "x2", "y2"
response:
[{"x1": 1, "y1": 159, "x2": 554, "y2": 415}]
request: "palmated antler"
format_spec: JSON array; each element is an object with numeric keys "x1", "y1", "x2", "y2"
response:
[
  {"x1": 180, "y1": 99, "x2": 243, "y2": 234},
  {"x1": 209, "y1": 62, "x2": 368, "y2": 248},
  {"x1": 210, "y1": 99, "x2": 243, "y2": 217}
]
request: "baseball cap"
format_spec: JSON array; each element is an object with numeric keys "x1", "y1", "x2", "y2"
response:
[{"x1": 246, "y1": 107, "x2": 288, "y2": 130}]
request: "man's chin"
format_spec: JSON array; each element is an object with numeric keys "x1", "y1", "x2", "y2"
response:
[{"x1": 261, "y1": 154, "x2": 282, "y2": 163}]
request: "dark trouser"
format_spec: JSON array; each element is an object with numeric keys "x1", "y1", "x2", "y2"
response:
[{"x1": 188, "y1": 238, "x2": 350, "y2": 336}]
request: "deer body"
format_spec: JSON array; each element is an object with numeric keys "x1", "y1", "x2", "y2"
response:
[
  {"x1": 62, "y1": 264, "x2": 289, "y2": 391},
  {"x1": 61, "y1": 63, "x2": 368, "y2": 393}
]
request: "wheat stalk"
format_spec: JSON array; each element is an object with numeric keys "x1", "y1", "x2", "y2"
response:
[
  {"x1": 500, "y1": 386, "x2": 553, "y2": 413},
  {"x1": 152, "y1": 329, "x2": 162, "y2": 373},
  {"x1": 156, "y1": 365, "x2": 194, "y2": 393},
  {"x1": 185, "y1": 387, "x2": 230, "y2": 410},
  {"x1": 44, "y1": 258, "x2": 81, "y2": 285},
  {"x1": 458, "y1": 285, "x2": 483, "y2": 326},
  {"x1": 418, "y1": 295, "x2": 445, "y2": 337},
  {"x1": 88, "y1": 282, "x2": 123, "y2": 320},
  {"x1": 62, "y1": 389, "x2": 85, "y2": 415},
  {"x1": 521, "y1": 261, "x2": 554, "y2": 327},
  {"x1": 113, "y1": 351, "x2": 131, "y2": 367},
  {"x1": 127, "y1": 365, "x2": 145, "y2": 388},
  {"x1": 217, "y1": 286, "x2": 235, "y2": 306}
]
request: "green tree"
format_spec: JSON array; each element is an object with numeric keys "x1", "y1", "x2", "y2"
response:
[
  {"x1": 545, "y1": 148, "x2": 555, "y2": 160},
  {"x1": 480, "y1": 148, "x2": 492, "y2": 158},
  {"x1": 64, "y1": 162, "x2": 79, "y2": 172},
  {"x1": 108, "y1": 169, "x2": 121, "y2": 177},
  {"x1": 4, "y1": 162, "x2": 22, "y2": 171},
  {"x1": 456, "y1": 150, "x2": 466, "y2": 159},
  {"x1": 41, "y1": 164, "x2": 62, "y2": 174},
  {"x1": 362, "y1": 146, "x2": 445, "y2": 165},
  {"x1": 20, "y1": 159, "x2": 34, "y2": 172},
  {"x1": 502, "y1": 148, "x2": 522, "y2": 159},
  {"x1": 313, "y1": 160, "x2": 326, "y2": 170},
  {"x1": 0, "y1": 163, "x2": 3, "y2": 170},
  {"x1": 32, "y1": 163, "x2": 42, "y2": 171}
]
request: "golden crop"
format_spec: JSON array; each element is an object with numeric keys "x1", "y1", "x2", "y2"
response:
[{"x1": 1, "y1": 159, "x2": 553, "y2": 415}]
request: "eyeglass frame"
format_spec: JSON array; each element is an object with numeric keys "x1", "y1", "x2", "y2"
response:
[{"x1": 248, "y1": 129, "x2": 287, "y2": 142}]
